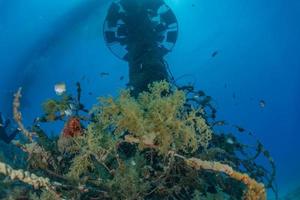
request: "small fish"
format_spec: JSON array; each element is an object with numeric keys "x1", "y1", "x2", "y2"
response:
[
  {"x1": 226, "y1": 138, "x2": 234, "y2": 144},
  {"x1": 202, "y1": 96, "x2": 212, "y2": 105},
  {"x1": 88, "y1": 92, "x2": 93, "y2": 96},
  {"x1": 100, "y1": 72, "x2": 110, "y2": 77},
  {"x1": 131, "y1": 160, "x2": 136, "y2": 166},
  {"x1": 211, "y1": 51, "x2": 218, "y2": 58},
  {"x1": 213, "y1": 120, "x2": 226, "y2": 126},
  {"x1": 259, "y1": 100, "x2": 266, "y2": 108},
  {"x1": 192, "y1": 4, "x2": 196, "y2": 7},
  {"x1": 126, "y1": 84, "x2": 134, "y2": 90},
  {"x1": 64, "y1": 109, "x2": 72, "y2": 117},
  {"x1": 120, "y1": 76, "x2": 124, "y2": 80},
  {"x1": 69, "y1": 104, "x2": 75, "y2": 110},
  {"x1": 235, "y1": 126, "x2": 245, "y2": 132},
  {"x1": 198, "y1": 90, "x2": 205, "y2": 96},
  {"x1": 232, "y1": 93, "x2": 236, "y2": 99},
  {"x1": 54, "y1": 82, "x2": 66, "y2": 95},
  {"x1": 211, "y1": 113, "x2": 216, "y2": 119}
]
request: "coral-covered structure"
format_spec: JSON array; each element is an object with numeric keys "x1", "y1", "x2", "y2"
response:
[
  {"x1": 0, "y1": 81, "x2": 276, "y2": 200},
  {"x1": 0, "y1": 1, "x2": 276, "y2": 199}
]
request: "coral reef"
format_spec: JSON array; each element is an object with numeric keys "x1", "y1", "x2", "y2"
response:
[{"x1": 0, "y1": 81, "x2": 276, "y2": 200}]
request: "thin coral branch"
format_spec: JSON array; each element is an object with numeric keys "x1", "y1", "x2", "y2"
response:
[
  {"x1": 13, "y1": 88, "x2": 36, "y2": 142},
  {"x1": 174, "y1": 154, "x2": 266, "y2": 200},
  {"x1": 13, "y1": 89, "x2": 59, "y2": 171},
  {"x1": 0, "y1": 160, "x2": 107, "y2": 199},
  {"x1": 124, "y1": 134, "x2": 266, "y2": 200},
  {"x1": 13, "y1": 140, "x2": 58, "y2": 170},
  {"x1": 0, "y1": 160, "x2": 58, "y2": 191}
]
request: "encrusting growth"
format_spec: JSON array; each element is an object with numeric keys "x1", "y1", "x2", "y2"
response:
[
  {"x1": 182, "y1": 156, "x2": 266, "y2": 200},
  {"x1": 0, "y1": 160, "x2": 57, "y2": 192},
  {"x1": 13, "y1": 88, "x2": 36, "y2": 142},
  {"x1": 13, "y1": 87, "x2": 58, "y2": 170}
]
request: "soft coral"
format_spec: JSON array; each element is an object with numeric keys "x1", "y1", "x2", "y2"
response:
[{"x1": 62, "y1": 117, "x2": 82, "y2": 137}]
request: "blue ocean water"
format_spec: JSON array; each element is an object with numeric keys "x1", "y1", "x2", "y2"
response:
[{"x1": 0, "y1": 0, "x2": 299, "y2": 198}]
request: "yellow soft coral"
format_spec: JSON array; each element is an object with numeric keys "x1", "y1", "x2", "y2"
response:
[{"x1": 98, "y1": 81, "x2": 212, "y2": 155}]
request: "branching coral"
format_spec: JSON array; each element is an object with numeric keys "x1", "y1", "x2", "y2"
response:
[
  {"x1": 180, "y1": 155, "x2": 266, "y2": 200},
  {"x1": 108, "y1": 156, "x2": 150, "y2": 200},
  {"x1": 66, "y1": 122, "x2": 117, "y2": 180},
  {"x1": 13, "y1": 88, "x2": 36, "y2": 142},
  {"x1": 125, "y1": 134, "x2": 266, "y2": 200},
  {"x1": 13, "y1": 88, "x2": 58, "y2": 171},
  {"x1": 0, "y1": 160, "x2": 57, "y2": 191},
  {"x1": 14, "y1": 141, "x2": 58, "y2": 170},
  {"x1": 98, "y1": 81, "x2": 212, "y2": 155},
  {"x1": 67, "y1": 152, "x2": 94, "y2": 180}
]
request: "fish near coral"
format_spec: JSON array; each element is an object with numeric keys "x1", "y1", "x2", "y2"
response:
[
  {"x1": 54, "y1": 82, "x2": 66, "y2": 95},
  {"x1": 62, "y1": 117, "x2": 83, "y2": 137}
]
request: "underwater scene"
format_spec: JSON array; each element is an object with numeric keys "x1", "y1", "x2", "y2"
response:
[{"x1": 0, "y1": 0, "x2": 299, "y2": 199}]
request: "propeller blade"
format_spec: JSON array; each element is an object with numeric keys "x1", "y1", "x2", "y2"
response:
[
  {"x1": 166, "y1": 31, "x2": 178, "y2": 43},
  {"x1": 106, "y1": 3, "x2": 121, "y2": 27},
  {"x1": 105, "y1": 31, "x2": 118, "y2": 43},
  {"x1": 160, "y1": 9, "x2": 177, "y2": 26},
  {"x1": 117, "y1": 24, "x2": 128, "y2": 37},
  {"x1": 155, "y1": 23, "x2": 167, "y2": 33},
  {"x1": 123, "y1": 53, "x2": 129, "y2": 61},
  {"x1": 144, "y1": 0, "x2": 164, "y2": 13}
]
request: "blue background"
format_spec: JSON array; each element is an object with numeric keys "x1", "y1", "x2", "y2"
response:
[{"x1": 0, "y1": 0, "x2": 299, "y2": 198}]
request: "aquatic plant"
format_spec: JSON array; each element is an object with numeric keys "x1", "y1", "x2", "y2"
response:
[{"x1": 0, "y1": 81, "x2": 276, "y2": 200}]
